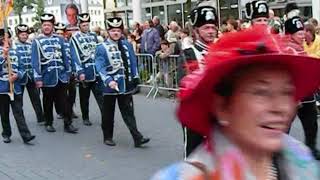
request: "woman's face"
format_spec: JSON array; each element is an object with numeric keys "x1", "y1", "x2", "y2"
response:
[
  {"x1": 214, "y1": 65, "x2": 297, "y2": 153},
  {"x1": 305, "y1": 31, "x2": 314, "y2": 44},
  {"x1": 144, "y1": 21, "x2": 150, "y2": 29}
]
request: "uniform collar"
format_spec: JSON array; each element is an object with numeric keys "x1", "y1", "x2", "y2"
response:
[{"x1": 194, "y1": 40, "x2": 209, "y2": 53}]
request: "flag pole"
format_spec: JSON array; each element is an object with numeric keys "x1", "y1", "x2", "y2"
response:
[{"x1": 2, "y1": 0, "x2": 14, "y2": 101}]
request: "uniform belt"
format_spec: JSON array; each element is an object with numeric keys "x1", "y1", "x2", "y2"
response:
[
  {"x1": 47, "y1": 66, "x2": 65, "y2": 72},
  {"x1": 84, "y1": 63, "x2": 95, "y2": 68}
]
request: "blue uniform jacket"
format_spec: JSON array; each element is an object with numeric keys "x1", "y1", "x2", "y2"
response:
[
  {"x1": 0, "y1": 47, "x2": 24, "y2": 94},
  {"x1": 70, "y1": 31, "x2": 98, "y2": 81},
  {"x1": 15, "y1": 41, "x2": 33, "y2": 85},
  {"x1": 64, "y1": 39, "x2": 75, "y2": 74},
  {"x1": 31, "y1": 34, "x2": 70, "y2": 87},
  {"x1": 95, "y1": 38, "x2": 139, "y2": 95}
]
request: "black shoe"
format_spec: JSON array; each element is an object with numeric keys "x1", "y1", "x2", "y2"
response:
[
  {"x1": 72, "y1": 112, "x2": 78, "y2": 119},
  {"x1": 3, "y1": 137, "x2": 11, "y2": 143},
  {"x1": 83, "y1": 119, "x2": 92, "y2": 126},
  {"x1": 45, "y1": 125, "x2": 56, "y2": 132},
  {"x1": 104, "y1": 139, "x2": 116, "y2": 146},
  {"x1": 312, "y1": 149, "x2": 320, "y2": 160},
  {"x1": 134, "y1": 137, "x2": 150, "y2": 147},
  {"x1": 64, "y1": 124, "x2": 78, "y2": 134},
  {"x1": 23, "y1": 135, "x2": 36, "y2": 144},
  {"x1": 57, "y1": 114, "x2": 64, "y2": 119}
]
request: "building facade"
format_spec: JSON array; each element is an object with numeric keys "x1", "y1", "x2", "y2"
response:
[{"x1": 105, "y1": 0, "x2": 314, "y2": 28}]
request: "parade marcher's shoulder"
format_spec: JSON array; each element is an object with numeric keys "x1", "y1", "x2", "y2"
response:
[
  {"x1": 183, "y1": 47, "x2": 196, "y2": 60},
  {"x1": 96, "y1": 43, "x2": 105, "y2": 50},
  {"x1": 89, "y1": 32, "x2": 97, "y2": 37}
]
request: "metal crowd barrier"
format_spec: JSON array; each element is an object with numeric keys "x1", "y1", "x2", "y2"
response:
[
  {"x1": 136, "y1": 54, "x2": 180, "y2": 99},
  {"x1": 153, "y1": 55, "x2": 180, "y2": 99},
  {"x1": 136, "y1": 53, "x2": 156, "y2": 98}
]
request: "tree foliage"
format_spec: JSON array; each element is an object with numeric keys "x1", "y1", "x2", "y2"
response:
[
  {"x1": 13, "y1": 0, "x2": 34, "y2": 23},
  {"x1": 32, "y1": 0, "x2": 45, "y2": 30}
]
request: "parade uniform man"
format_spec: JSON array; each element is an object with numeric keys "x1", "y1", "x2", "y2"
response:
[
  {"x1": 245, "y1": 0, "x2": 269, "y2": 25},
  {"x1": 179, "y1": 5, "x2": 218, "y2": 157},
  {"x1": 54, "y1": 22, "x2": 78, "y2": 119},
  {"x1": 0, "y1": 28, "x2": 35, "y2": 144},
  {"x1": 70, "y1": 13, "x2": 103, "y2": 126},
  {"x1": 31, "y1": 13, "x2": 78, "y2": 133},
  {"x1": 15, "y1": 24, "x2": 45, "y2": 125},
  {"x1": 95, "y1": 17, "x2": 150, "y2": 147}
]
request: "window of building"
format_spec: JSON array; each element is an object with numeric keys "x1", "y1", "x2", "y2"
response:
[
  {"x1": 117, "y1": 0, "x2": 126, "y2": 7},
  {"x1": 167, "y1": 4, "x2": 182, "y2": 26},
  {"x1": 14, "y1": 19, "x2": 18, "y2": 25},
  {"x1": 183, "y1": 1, "x2": 198, "y2": 26},
  {"x1": 9, "y1": 19, "x2": 12, "y2": 26},
  {"x1": 152, "y1": 6, "x2": 165, "y2": 24},
  {"x1": 142, "y1": 7, "x2": 152, "y2": 21},
  {"x1": 127, "y1": 0, "x2": 132, "y2": 6},
  {"x1": 26, "y1": 18, "x2": 29, "y2": 23},
  {"x1": 47, "y1": 0, "x2": 52, "y2": 5}
]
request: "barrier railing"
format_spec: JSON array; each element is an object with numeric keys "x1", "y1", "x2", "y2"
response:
[
  {"x1": 136, "y1": 53, "x2": 156, "y2": 98},
  {"x1": 136, "y1": 54, "x2": 180, "y2": 99},
  {"x1": 152, "y1": 55, "x2": 180, "y2": 99}
]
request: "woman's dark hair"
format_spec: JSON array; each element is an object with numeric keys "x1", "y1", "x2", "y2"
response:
[
  {"x1": 129, "y1": 34, "x2": 136, "y2": 40},
  {"x1": 65, "y1": 4, "x2": 79, "y2": 14},
  {"x1": 227, "y1": 19, "x2": 239, "y2": 31},
  {"x1": 308, "y1": 18, "x2": 319, "y2": 27},
  {"x1": 147, "y1": 19, "x2": 154, "y2": 27}
]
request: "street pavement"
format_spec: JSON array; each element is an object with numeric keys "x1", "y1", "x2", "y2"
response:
[{"x1": 0, "y1": 92, "x2": 318, "y2": 180}]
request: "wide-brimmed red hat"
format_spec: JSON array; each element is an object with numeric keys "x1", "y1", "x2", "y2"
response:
[{"x1": 177, "y1": 25, "x2": 320, "y2": 136}]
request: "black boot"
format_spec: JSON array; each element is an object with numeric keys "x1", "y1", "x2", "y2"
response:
[
  {"x1": 45, "y1": 125, "x2": 56, "y2": 132},
  {"x1": 83, "y1": 119, "x2": 92, "y2": 126},
  {"x1": 23, "y1": 135, "x2": 36, "y2": 144},
  {"x1": 134, "y1": 137, "x2": 150, "y2": 148},
  {"x1": 64, "y1": 124, "x2": 78, "y2": 134},
  {"x1": 3, "y1": 137, "x2": 11, "y2": 143},
  {"x1": 104, "y1": 138, "x2": 116, "y2": 146}
]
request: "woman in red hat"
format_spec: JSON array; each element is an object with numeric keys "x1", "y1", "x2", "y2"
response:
[{"x1": 151, "y1": 25, "x2": 320, "y2": 179}]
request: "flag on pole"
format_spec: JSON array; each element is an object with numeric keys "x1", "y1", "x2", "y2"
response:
[
  {"x1": 5, "y1": 0, "x2": 13, "y2": 16},
  {"x1": 0, "y1": 0, "x2": 14, "y2": 27}
]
